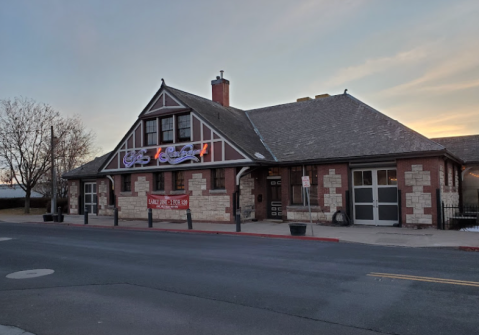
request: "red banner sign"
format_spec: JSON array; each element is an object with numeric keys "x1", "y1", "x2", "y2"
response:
[{"x1": 147, "y1": 194, "x2": 189, "y2": 210}]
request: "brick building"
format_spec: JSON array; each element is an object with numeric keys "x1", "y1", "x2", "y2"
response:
[{"x1": 63, "y1": 73, "x2": 463, "y2": 228}]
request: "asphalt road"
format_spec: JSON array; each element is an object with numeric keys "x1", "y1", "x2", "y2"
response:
[{"x1": 0, "y1": 222, "x2": 478, "y2": 335}]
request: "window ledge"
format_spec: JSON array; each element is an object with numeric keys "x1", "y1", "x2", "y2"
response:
[
  {"x1": 170, "y1": 190, "x2": 186, "y2": 195},
  {"x1": 120, "y1": 192, "x2": 132, "y2": 196},
  {"x1": 151, "y1": 190, "x2": 165, "y2": 195},
  {"x1": 287, "y1": 205, "x2": 322, "y2": 212},
  {"x1": 209, "y1": 189, "x2": 227, "y2": 194}
]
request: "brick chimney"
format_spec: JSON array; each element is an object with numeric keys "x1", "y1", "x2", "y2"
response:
[{"x1": 211, "y1": 70, "x2": 229, "y2": 107}]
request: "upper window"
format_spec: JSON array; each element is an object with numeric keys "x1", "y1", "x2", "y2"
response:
[
  {"x1": 122, "y1": 174, "x2": 131, "y2": 192},
  {"x1": 177, "y1": 114, "x2": 190, "y2": 142},
  {"x1": 161, "y1": 117, "x2": 173, "y2": 143},
  {"x1": 154, "y1": 172, "x2": 164, "y2": 191},
  {"x1": 174, "y1": 171, "x2": 185, "y2": 190},
  {"x1": 145, "y1": 119, "x2": 157, "y2": 146},
  {"x1": 212, "y1": 168, "x2": 225, "y2": 189}
]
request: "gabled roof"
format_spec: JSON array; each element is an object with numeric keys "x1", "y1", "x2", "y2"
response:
[
  {"x1": 246, "y1": 94, "x2": 445, "y2": 162},
  {"x1": 164, "y1": 86, "x2": 275, "y2": 162},
  {"x1": 62, "y1": 152, "x2": 111, "y2": 179},
  {"x1": 432, "y1": 135, "x2": 479, "y2": 164}
]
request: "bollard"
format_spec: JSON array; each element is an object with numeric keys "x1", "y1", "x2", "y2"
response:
[
  {"x1": 235, "y1": 213, "x2": 241, "y2": 232},
  {"x1": 84, "y1": 207, "x2": 89, "y2": 225},
  {"x1": 114, "y1": 208, "x2": 118, "y2": 226},
  {"x1": 186, "y1": 209, "x2": 193, "y2": 230},
  {"x1": 148, "y1": 208, "x2": 152, "y2": 228},
  {"x1": 57, "y1": 206, "x2": 62, "y2": 223}
]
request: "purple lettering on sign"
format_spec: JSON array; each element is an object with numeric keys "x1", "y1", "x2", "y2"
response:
[
  {"x1": 123, "y1": 149, "x2": 151, "y2": 168},
  {"x1": 158, "y1": 145, "x2": 206, "y2": 165}
]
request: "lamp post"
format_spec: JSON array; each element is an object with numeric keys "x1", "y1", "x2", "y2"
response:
[{"x1": 50, "y1": 126, "x2": 57, "y2": 214}]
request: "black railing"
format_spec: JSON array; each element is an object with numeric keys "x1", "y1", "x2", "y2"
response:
[{"x1": 441, "y1": 203, "x2": 479, "y2": 230}]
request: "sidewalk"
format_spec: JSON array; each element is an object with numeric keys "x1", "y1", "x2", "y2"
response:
[{"x1": 1, "y1": 213, "x2": 479, "y2": 249}]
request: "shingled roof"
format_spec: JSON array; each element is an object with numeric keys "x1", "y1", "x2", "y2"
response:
[
  {"x1": 165, "y1": 86, "x2": 275, "y2": 162},
  {"x1": 245, "y1": 94, "x2": 445, "y2": 162},
  {"x1": 63, "y1": 152, "x2": 111, "y2": 179},
  {"x1": 432, "y1": 135, "x2": 479, "y2": 164}
]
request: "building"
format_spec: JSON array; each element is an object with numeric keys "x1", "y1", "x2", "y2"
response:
[
  {"x1": 63, "y1": 73, "x2": 463, "y2": 228},
  {"x1": 432, "y1": 135, "x2": 479, "y2": 206}
]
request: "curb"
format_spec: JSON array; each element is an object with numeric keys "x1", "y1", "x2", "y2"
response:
[
  {"x1": 13, "y1": 221, "x2": 340, "y2": 243},
  {"x1": 458, "y1": 246, "x2": 479, "y2": 252}
]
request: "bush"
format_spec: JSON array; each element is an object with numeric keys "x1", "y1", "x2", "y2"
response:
[{"x1": 0, "y1": 197, "x2": 50, "y2": 210}]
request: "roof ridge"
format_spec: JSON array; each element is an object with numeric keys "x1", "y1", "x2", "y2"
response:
[{"x1": 246, "y1": 93, "x2": 341, "y2": 113}]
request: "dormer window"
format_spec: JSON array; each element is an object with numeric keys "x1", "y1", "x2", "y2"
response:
[{"x1": 177, "y1": 114, "x2": 190, "y2": 142}]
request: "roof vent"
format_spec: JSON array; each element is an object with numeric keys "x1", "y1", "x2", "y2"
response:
[
  {"x1": 315, "y1": 94, "x2": 330, "y2": 99},
  {"x1": 296, "y1": 97, "x2": 312, "y2": 102}
]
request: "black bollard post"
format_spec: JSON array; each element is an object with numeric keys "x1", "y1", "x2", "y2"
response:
[
  {"x1": 186, "y1": 209, "x2": 193, "y2": 230},
  {"x1": 57, "y1": 206, "x2": 62, "y2": 223},
  {"x1": 236, "y1": 213, "x2": 241, "y2": 232},
  {"x1": 148, "y1": 208, "x2": 152, "y2": 228},
  {"x1": 84, "y1": 207, "x2": 89, "y2": 225},
  {"x1": 114, "y1": 208, "x2": 118, "y2": 226}
]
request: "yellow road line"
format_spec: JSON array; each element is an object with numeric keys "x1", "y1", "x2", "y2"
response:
[{"x1": 368, "y1": 272, "x2": 479, "y2": 287}]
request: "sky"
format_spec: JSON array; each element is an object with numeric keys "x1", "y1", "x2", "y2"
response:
[{"x1": 1, "y1": 0, "x2": 478, "y2": 156}]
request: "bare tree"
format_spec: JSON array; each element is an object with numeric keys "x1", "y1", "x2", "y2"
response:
[
  {"x1": 0, "y1": 97, "x2": 59, "y2": 213},
  {"x1": 0, "y1": 97, "x2": 97, "y2": 213},
  {"x1": 33, "y1": 116, "x2": 98, "y2": 199}
]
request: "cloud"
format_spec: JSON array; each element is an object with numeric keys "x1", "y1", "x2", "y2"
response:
[
  {"x1": 323, "y1": 47, "x2": 429, "y2": 87},
  {"x1": 379, "y1": 47, "x2": 479, "y2": 97}
]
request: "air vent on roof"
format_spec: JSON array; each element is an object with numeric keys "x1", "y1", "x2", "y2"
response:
[
  {"x1": 315, "y1": 94, "x2": 330, "y2": 99},
  {"x1": 296, "y1": 97, "x2": 311, "y2": 102},
  {"x1": 254, "y1": 152, "x2": 265, "y2": 159}
]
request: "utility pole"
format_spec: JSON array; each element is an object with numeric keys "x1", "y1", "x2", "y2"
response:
[{"x1": 50, "y1": 126, "x2": 57, "y2": 214}]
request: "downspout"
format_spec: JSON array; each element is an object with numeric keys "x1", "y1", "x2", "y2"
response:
[{"x1": 235, "y1": 167, "x2": 250, "y2": 221}]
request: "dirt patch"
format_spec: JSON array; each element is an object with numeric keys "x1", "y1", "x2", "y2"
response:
[{"x1": 0, "y1": 208, "x2": 45, "y2": 215}]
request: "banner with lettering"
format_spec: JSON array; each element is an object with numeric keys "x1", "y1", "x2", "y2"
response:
[{"x1": 147, "y1": 194, "x2": 189, "y2": 210}]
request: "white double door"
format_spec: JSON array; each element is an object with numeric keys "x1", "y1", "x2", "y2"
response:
[
  {"x1": 84, "y1": 182, "x2": 97, "y2": 214},
  {"x1": 352, "y1": 168, "x2": 398, "y2": 226}
]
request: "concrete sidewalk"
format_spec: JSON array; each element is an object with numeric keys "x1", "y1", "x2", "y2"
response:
[{"x1": 1, "y1": 213, "x2": 479, "y2": 249}]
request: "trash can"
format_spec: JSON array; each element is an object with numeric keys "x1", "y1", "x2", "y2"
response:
[
  {"x1": 289, "y1": 223, "x2": 307, "y2": 236},
  {"x1": 43, "y1": 214, "x2": 53, "y2": 222}
]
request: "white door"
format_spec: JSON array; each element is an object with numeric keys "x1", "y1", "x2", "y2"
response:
[
  {"x1": 352, "y1": 169, "x2": 398, "y2": 226},
  {"x1": 84, "y1": 182, "x2": 97, "y2": 214}
]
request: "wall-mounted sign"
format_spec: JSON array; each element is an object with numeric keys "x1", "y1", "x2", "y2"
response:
[
  {"x1": 123, "y1": 149, "x2": 151, "y2": 168},
  {"x1": 157, "y1": 144, "x2": 208, "y2": 165},
  {"x1": 122, "y1": 144, "x2": 208, "y2": 168},
  {"x1": 147, "y1": 194, "x2": 189, "y2": 210}
]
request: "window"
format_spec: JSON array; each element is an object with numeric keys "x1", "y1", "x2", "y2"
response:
[
  {"x1": 145, "y1": 119, "x2": 157, "y2": 146},
  {"x1": 122, "y1": 174, "x2": 131, "y2": 192},
  {"x1": 444, "y1": 160, "x2": 449, "y2": 186},
  {"x1": 177, "y1": 114, "x2": 190, "y2": 141},
  {"x1": 268, "y1": 167, "x2": 280, "y2": 176},
  {"x1": 212, "y1": 168, "x2": 225, "y2": 189},
  {"x1": 174, "y1": 171, "x2": 184, "y2": 190},
  {"x1": 291, "y1": 166, "x2": 303, "y2": 205},
  {"x1": 154, "y1": 172, "x2": 164, "y2": 191},
  {"x1": 290, "y1": 165, "x2": 318, "y2": 205},
  {"x1": 161, "y1": 116, "x2": 173, "y2": 143}
]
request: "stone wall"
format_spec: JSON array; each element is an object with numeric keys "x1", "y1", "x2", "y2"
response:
[
  {"x1": 404, "y1": 164, "x2": 432, "y2": 224},
  {"x1": 116, "y1": 170, "x2": 234, "y2": 222},
  {"x1": 98, "y1": 179, "x2": 114, "y2": 216},
  {"x1": 69, "y1": 180, "x2": 79, "y2": 214},
  {"x1": 239, "y1": 173, "x2": 255, "y2": 220}
]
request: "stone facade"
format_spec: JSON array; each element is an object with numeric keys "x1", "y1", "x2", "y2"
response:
[
  {"x1": 69, "y1": 181, "x2": 78, "y2": 214},
  {"x1": 239, "y1": 173, "x2": 255, "y2": 220},
  {"x1": 115, "y1": 170, "x2": 233, "y2": 222},
  {"x1": 405, "y1": 164, "x2": 432, "y2": 224},
  {"x1": 323, "y1": 169, "x2": 343, "y2": 215}
]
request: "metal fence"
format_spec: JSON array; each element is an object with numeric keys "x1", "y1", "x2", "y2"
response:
[{"x1": 441, "y1": 203, "x2": 479, "y2": 230}]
